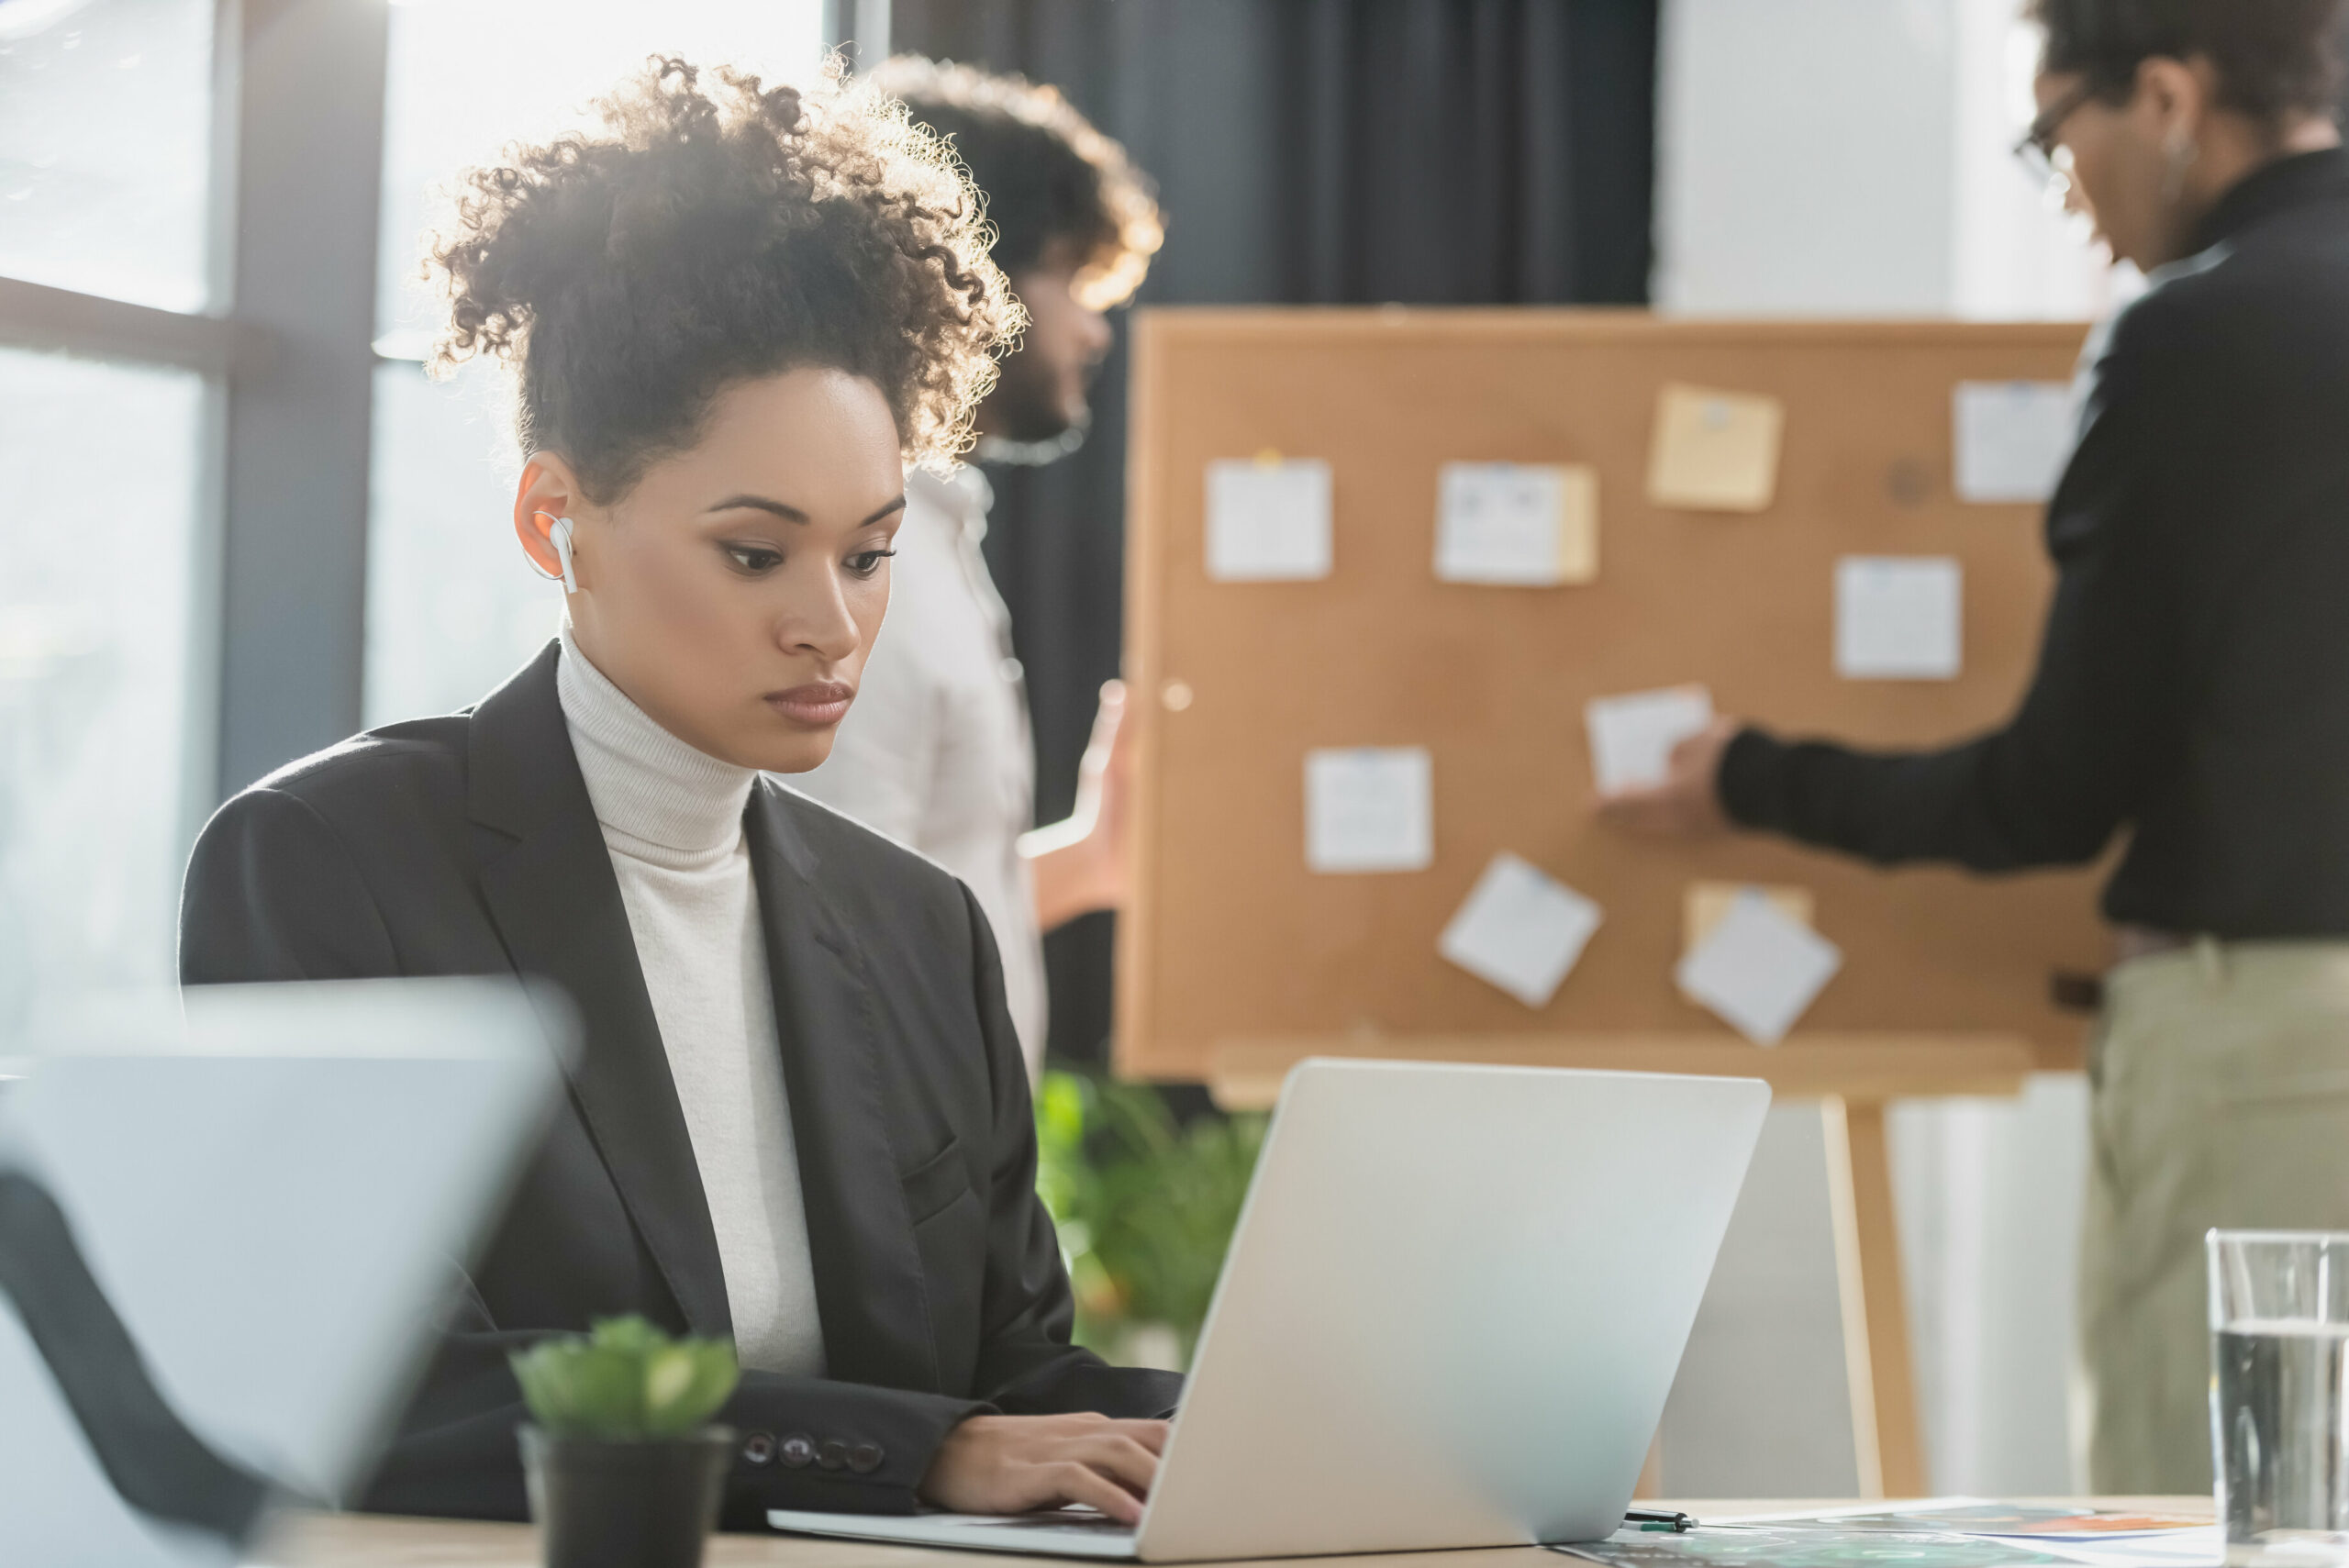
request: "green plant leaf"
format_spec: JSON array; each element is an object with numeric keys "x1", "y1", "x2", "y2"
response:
[
  {"x1": 561, "y1": 1343, "x2": 650, "y2": 1431},
  {"x1": 644, "y1": 1341, "x2": 740, "y2": 1436},
  {"x1": 591, "y1": 1316, "x2": 662, "y2": 1356},
  {"x1": 510, "y1": 1343, "x2": 575, "y2": 1428},
  {"x1": 1032, "y1": 1071, "x2": 1266, "y2": 1368},
  {"x1": 510, "y1": 1315, "x2": 741, "y2": 1439}
]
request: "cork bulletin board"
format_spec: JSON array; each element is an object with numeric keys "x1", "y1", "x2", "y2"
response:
[{"x1": 1115, "y1": 309, "x2": 2105, "y2": 1096}]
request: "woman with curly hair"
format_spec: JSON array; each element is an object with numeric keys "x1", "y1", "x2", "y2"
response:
[{"x1": 178, "y1": 60, "x2": 1180, "y2": 1526}]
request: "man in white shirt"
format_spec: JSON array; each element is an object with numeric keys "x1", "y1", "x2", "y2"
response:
[{"x1": 796, "y1": 59, "x2": 1163, "y2": 1075}]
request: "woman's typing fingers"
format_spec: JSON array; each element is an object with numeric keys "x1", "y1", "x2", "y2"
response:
[{"x1": 1061, "y1": 1430, "x2": 1161, "y2": 1496}]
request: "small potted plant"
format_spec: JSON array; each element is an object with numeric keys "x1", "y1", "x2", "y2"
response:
[{"x1": 512, "y1": 1315, "x2": 740, "y2": 1568}]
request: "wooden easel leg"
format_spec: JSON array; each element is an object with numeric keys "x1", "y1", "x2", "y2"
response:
[
  {"x1": 1634, "y1": 1433, "x2": 1664, "y2": 1500},
  {"x1": 1821, "y1": 1095, "x2": 1926, "y2": 1499}
]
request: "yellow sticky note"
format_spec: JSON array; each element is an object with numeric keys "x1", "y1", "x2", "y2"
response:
[
  {"x1": 1647, "y1": 384, "x2": 1786, "y2": 512},
  {"x1": 1556, "y1": 465, "x2": 1600, "y2": 584},
  {"x1": 1685, "y1": 882, "x2": 1815, "y2": 954}
]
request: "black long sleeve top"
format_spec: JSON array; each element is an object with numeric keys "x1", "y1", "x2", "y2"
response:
[{"x1": 1720, "y1": 149, "x2": 2349, "y2": 939}]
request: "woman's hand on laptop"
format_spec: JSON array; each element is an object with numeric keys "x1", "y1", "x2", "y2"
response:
[{"x1": 919, "y1": 1412, "x2": 1169, "y2": 1524}]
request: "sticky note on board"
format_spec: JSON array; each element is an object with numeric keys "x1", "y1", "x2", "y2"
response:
[
  {"x1": 1676, "y1": 889, "x2": 1843, "y2": 1046},
  {"x1": 1954, "y1": 381, "x2": 2076, "y2": 504},
  {"x1": 1304, "y1": 747, "x2": 1431, "y2": 873},
  {"x1": 1836, "y1": 556, "x2": 1963, "y2": 680},
  {"x1": 1434, "y1": 462, "x2": 1599, "y2": 586},
  {"x1": 1684, "y1": 882, "x2": 1816, "y2": 955},
  {"x1": 1647, "y1": 384, "x2": 1785, "y2": 512},
  {"x1": 1439, "y1": 853, "x2": 1603, "y2": 1009},
  {"x1": 1206, "y1": 458, "x2": 1332, "y2": 581},
  {"x1": 1585, "y1": 685, "x2": 1714, "y2": 796}
]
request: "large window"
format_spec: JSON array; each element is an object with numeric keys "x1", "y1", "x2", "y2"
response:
[
  {"x1": 0, "y1": 0, "x2": 222, "y2": 1036},
  {"x1": 0, "y1": 350, "x2": 208, "y2": 1022},
  {"x1": 362, "y1": 0, "x2": 827, "y2": 727},
  {"x1": 0, "y1": 0, "x2": 220, "y2": 312}
]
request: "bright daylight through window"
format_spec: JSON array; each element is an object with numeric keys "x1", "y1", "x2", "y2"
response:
[
  {"x1": 0, "y1": 0, "x2": 217, "y2": 1037},
  {"x1": 0, "y1": 0, "x2": 216, "y2": 312}
]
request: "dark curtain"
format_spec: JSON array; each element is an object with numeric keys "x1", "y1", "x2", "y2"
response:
[{"x1": 891, "y1": 0, "x2": 1662, "y2": 1071}]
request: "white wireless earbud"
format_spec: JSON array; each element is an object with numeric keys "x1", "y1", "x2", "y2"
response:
[
  {"x1": 551, "y1": 517, "x2": 579, "y2": 595},
  {"x1": 530, "y1": 513, "x2": 580, "y2": 595}
]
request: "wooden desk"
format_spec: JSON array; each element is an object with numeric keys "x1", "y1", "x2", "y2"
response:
[{"x1": 249, "y1": 1498, "x2": 2214, "y2": 1568}]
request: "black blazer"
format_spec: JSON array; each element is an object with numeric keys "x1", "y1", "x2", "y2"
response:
[{"x1": 178, "y1": 644, "x2": 1180, "y2": 1524}]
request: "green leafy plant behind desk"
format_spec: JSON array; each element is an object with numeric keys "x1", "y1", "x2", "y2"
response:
[{"x1": 1034, "y1": 1071, "x2": 1267, "y2": 1369}]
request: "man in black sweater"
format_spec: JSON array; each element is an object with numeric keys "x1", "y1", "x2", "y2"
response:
[{"x1": 1608, "y1": 0, "x2": 2349, "y2": 1493}]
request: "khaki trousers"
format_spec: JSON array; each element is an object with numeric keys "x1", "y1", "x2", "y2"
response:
[{"x1": 2080, "y1": 940, "x2": 2349, "y2": 1493}]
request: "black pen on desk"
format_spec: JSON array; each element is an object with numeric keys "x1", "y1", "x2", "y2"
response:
[{"x1": 1623, "y1": 1510, "x2": 1698, "y2": 1533}]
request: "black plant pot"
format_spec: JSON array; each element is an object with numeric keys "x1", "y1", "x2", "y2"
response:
[{"x1": 519, "y1": 1424, "x2": 735, "y2": 1568}]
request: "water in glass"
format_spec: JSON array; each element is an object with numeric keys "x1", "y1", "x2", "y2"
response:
[{"x1": 2210, "y1": 1233, "x2": 2349, "y2": 1568}]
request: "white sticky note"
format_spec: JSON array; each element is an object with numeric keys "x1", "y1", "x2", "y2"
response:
[
  {"x1": 1207, "y1": 458, "x2": 1332, "y2": 581},
  {"x1": 1954, "y1": 381, "x2": 2076, "y2": 504},
  {"x1": 1305, "y1": 748, "x2": 1431, "y2": 873},
  {"x1": 1585, "y1": 685, "x2": 1714, "y2": 795},
  {"x1": 1439, "y1": 852, "x2": 1603, "y2": 1008},
  {"x1": 1836, "y1": 556, "x2": 1962, "y2": 680},
  {"x1": 1434, "y1": 462, "x2": 1598, "y2": 586},
  {"x1": 1684, "y1": 882, "x2": 1815, "y2": 955},
  {"x1": 1675, "y1": 889, "x2": 1843, "y2": 1045}
]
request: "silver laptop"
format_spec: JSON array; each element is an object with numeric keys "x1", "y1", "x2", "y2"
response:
[
  {"x1": 772, "y1": 1057, "x2": 1768, "y2": 1562},
  {"x1": 0, "y1": 979, "x2": 566, "y2": 1568}
]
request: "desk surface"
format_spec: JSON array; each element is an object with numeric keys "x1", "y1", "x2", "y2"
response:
[{"x1": 248, "y1": 1498, "x2": 2212, "y2": 1568}]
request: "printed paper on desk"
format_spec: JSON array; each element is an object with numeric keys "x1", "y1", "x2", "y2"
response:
[
  {"x1": 1560, "y1": 1526, "x2": 2081, "y2": 1568},
  {"x1": 1439, "y1": 852, "x2": 1603, "y2": 1008},
  {"x1": 1434, "y1": 462, "x2": 1598, "y2": 585},
  {"x1": 1305, "y1": 747, "x2": 1432, "y2": 873},
  {"x1": 1836, "y1": 556, "x2": 1963, "y2": 680},
  {"x1": 1586, "y1": 685, "x2": 1714, "y2": 795},
  {"x1": 1721, "y1": 1502, "x2": 2218, "y2": 1540},
  {"x1": 1954, "y1": 381, "x2": 2076, "y2": 504},
  {"x1": 1676, "y1": 888, "x2": 1842, "y2": 1045},
  {"x1": 1646, "y1": 383, "x2": 1785, "y2": 512},
  {"x1": 1206, "y1": 458, "x2": 1332, "y2": 581}
]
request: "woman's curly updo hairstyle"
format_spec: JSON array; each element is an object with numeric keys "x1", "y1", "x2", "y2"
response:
[{"x1": 425, "y1": 58, "x2": 1019, "y2": 503}]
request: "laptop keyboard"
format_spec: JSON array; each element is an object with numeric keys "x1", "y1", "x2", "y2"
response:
[{"x1": 967, "y1": 1514, "x2": 1136, "y2": 1534}]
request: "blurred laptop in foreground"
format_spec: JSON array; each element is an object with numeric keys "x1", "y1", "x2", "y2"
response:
[{"x1": 0, "y1": 979, "x2": 567, "y2": 1567}]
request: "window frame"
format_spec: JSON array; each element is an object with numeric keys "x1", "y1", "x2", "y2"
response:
[{"x1": 0, "y1": 0, "x2": 389, "y2": 817}]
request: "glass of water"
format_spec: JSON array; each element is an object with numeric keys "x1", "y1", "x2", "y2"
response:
[{"x1": 2210, "y1": 1231, "x2": 2349, "y2": 1567}]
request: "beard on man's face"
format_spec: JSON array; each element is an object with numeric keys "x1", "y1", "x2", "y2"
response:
[{"x1": 984, "y1": 344, "x2": 1083, "y2": 444}]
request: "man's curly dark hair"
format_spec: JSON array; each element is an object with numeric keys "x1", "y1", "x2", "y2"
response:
[
  {"x1": 865, "y1": 56, "x2": 1163, "y2": 311},
  {"x1": 2028, "y1": 0, "x2": 2349, "y2": 118},
  {"x1": 424, "y1": 57, "x2": 1019, "y2": 503}
]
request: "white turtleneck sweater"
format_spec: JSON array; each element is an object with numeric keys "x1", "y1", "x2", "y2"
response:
[{"x1": 556, "y1": 627, "x2": 826, "y2": 1378}]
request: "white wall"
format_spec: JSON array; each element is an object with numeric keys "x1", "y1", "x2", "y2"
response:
[
  {"x1": 1657, "y1": 0, "x2": 1958, "y2": 316},
  {"x1": 1893, "y1": 1077, "x2": 2091, "y2": 1494},
  {"x1": 1659, "y1": 0, "x2": 2108, "y2": 322},
  {"x1": 1652, "y1": 0, "x2": 2109, "y2": 1498}
]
